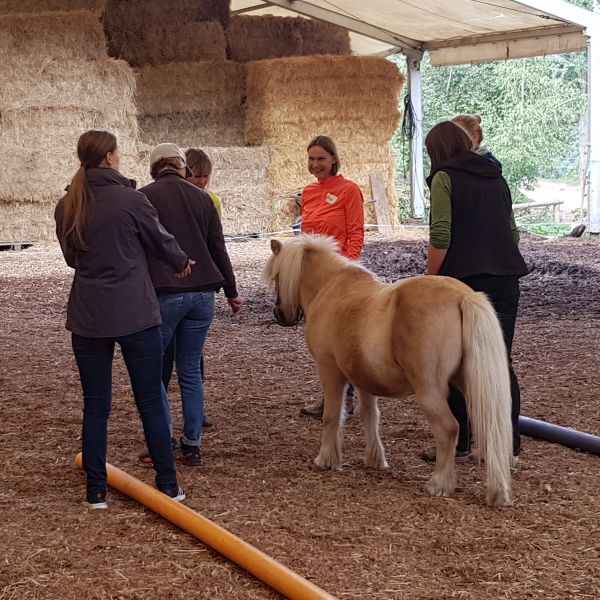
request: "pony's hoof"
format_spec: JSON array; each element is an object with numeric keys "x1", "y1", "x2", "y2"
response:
[
  {"x1": 425, "y1": 479, "x2": 454, "y2": 498},
  {"x1": 364, "y1": 456, "x2": 389, "y2": 470},
  {"x1": 314, "y1": 453, "x2": 341, "y2": 471},
  {"x1": 487, "y1": 488, "x2": 511, "y2": 508}
]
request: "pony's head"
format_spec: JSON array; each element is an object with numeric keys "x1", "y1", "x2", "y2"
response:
[
  {"x1": 263, "y1": 235, "x2": 340, "y2": 327},
  {"x1": 263, "y1": 237, "x2": 306, "y2": 327}
]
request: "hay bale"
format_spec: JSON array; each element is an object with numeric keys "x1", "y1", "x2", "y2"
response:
[
  {"x1": 138, "y1": 114, "x2": 244, "y2": 148},
  {"x1": 0, "y1": 12, "x2": 107, "y2": 60},
  {"x1": 1, "y1": 56, "x2": 136, "y2": 114},
  {"x1": 103, "y1": 0, "x2": 229, "y2": 29},
  {"x1": 135, "y1": 61, "x2": 245, "y2": 116},
  {"x1": 105, "y1": 20, "x2": 227, "y2": 66},
  {"x1": 136, "y1": 61, "x2": 246, "y2": 148},
  {"x1": 0, "y1": 202, "x2": 56, "y2": 242},
  {"x1": 0, "y1": 54, "x2": 141, "y2": 206},
  {"x1": 226, "y1": 14, "x2": 351, "y2": 61},
  {"x1": 0, "y1": 0, "x2": 106, "y2": 15},
  {"x1": 245, "y1": 56, "x2": 405, "y2": 229},
  {"x1": 206, "y1": 146, "x2": 271, "y2": 235},
  {"x1": 103, "y1": 0, "x2": 229, "y2": 66}
]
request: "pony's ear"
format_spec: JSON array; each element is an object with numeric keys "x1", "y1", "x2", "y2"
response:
[{"x1": 270, "y1": 239, "x2": 282, "y2": 255}]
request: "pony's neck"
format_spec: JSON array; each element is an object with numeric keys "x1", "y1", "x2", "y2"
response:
[{"x1": 299, "y1": 249, "x2": 348, "y2": 306}]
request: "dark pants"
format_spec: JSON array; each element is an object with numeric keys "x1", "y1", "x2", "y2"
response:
[
  {"x1": 72, "y1": 326, "x2": 177, "y2": 495},
  {"x1": 449, "y1": 275, "x2": 521, "y2": 456}
]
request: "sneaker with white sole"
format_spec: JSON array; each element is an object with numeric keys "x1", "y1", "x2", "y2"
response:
[
  {"x1": 158, "y1": 484, "x2": 186, "y2": 502},
  {"x1": 85, "y1": 491, "x2": 108, "y2": 509}
]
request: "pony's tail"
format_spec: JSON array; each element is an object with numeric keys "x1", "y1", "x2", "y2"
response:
[{"x1": 460, "y1": 292, "x2": 513, "y2": 507}]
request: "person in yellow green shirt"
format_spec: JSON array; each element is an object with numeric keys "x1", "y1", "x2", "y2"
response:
[{"x1": 185, "y1": 148, "x2": 223, "y2": 217}]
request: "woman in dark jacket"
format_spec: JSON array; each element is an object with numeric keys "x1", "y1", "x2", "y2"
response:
[
  {"x1": 423, "y1": 121, "x2": 528, "y2": 464},
  {"x1": 55, "y1": 129, "x2": 193, "y2": 508}
]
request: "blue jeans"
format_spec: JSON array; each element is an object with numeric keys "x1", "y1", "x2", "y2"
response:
[
  {"x1": 158, "y1": 292, "x2": 214, "y2": 447},
  {"x1": 72, "y1": 326, "x2": 177, "y2": 496}
]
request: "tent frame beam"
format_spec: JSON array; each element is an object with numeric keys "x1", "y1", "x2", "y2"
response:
[{"x1": 261, "y1": 0, "x2": 423, "y2": 58}]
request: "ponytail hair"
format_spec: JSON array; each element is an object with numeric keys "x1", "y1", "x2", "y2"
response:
[{"x1": 58, "y1": 130, "x2": 117, "y2": 252}]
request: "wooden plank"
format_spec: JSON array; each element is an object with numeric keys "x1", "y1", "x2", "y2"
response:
[
  {"x1": 512, "y1": 200, "x2": 563, "y2": 210},
  {"x1": 369, "y1": 173, "x2": 392, "y2": 230}
]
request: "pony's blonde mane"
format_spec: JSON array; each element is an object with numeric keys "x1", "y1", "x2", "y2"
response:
[{"x1": 263, "y1": 235, "x2": 347, "y2": 318}]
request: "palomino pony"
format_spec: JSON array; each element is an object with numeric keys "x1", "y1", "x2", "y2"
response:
[{"x1": 263, "y1": 235, "x2": 513, "y2": 507}]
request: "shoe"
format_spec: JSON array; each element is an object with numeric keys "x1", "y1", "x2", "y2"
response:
[
  {"x1": 158, "y1": 484, "x2": 186, "y2": 502},
  {"x1": 138, "y1": 437, "x2": 181, "y2": 466},
  {"x1": 345, "y1": 393, "x2": 355, "y2": 416},
  {"x1": 300, "y1": 398, "x2": 324, "y2": 418},
  {"x1": 510, "y1": 455, "x2": 519, "y2": 468},
  {"x1": 85, "y1": 491, "x2": 108, "y2": 509},
  {"x1": 420, "y1": 446, "x2": 472, "y2": 463},
  {"x1": 177, "y1": 440, "x2": 201, "y2": 467},
  {"x1": 202, "y1": 415, "x2": 214, "y2": 428}
]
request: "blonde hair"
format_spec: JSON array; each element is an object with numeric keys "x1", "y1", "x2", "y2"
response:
[{"x1": 451, "y1": 114, "x2": 483, "y2": 148}]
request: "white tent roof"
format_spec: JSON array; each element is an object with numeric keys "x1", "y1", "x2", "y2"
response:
[{"x1": 231, "y1": 0, "x2": 600, "y2": 64}]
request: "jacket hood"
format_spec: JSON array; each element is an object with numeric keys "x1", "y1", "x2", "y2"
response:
[{"x1": 427, "y1": 151, "x2": 502, "y2": 187}]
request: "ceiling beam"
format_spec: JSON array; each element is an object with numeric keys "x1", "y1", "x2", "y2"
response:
[
  {"x1": 231, "y1": 2, "x2": 267, "y2": 14},
  {"x1": 261, "y1": 0, "x2": 423, "y2": 58},
  {"x1": 424, "y1": 24, "x2": 584, "y2": 51}
]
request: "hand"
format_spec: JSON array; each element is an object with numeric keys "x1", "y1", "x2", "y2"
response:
[
  {"x1": 175, "y1": 258, "x2": 195, "y2": 279},
  {"x1": 227, "y1": 295, "x2": 246, "y2": 315}
]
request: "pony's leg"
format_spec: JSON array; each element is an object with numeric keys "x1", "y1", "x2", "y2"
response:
[
  {"x1": 359, "y1": 391, "x2": 388, "y2": 469},
  {"x1": 314, "y1": 367, "x2": 346, "y2": 471},
  {"x1": 416, "y1": 387, "x2": 459, "y2": 498}
]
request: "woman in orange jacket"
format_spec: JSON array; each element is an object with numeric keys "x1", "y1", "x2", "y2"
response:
[{"x1": 299, "y1": 134, "x2": 365, "y2": 418}]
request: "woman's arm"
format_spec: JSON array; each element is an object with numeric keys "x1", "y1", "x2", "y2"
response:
[
  {"x1": 427, "y1": 171, "x2": 452, "y2": 275},
  {"x1": 344, "y1": 181, "x2": 365, "y2": 260}
]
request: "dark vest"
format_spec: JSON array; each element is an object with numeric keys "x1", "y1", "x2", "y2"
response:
[{"x1": 427, "y1": 152, "x2": 528, "y2": 280}]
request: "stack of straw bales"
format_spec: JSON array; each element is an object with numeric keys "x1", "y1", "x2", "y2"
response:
[
  {"x1": 245, "y1": 56, "x2": 405, "y2": 229},
  {"x1": 103, "y1": 0, "x2": 229, "y2": 66},
  {"x1": 0, "y1": 6, "x2": 143, "y2": 242},
  {"x1": 226, "y1": 15, "x2": 351, "y2": 61}
]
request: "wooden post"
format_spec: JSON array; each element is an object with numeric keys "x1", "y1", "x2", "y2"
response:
[{"x1": 369, "y1": 173, "x2": 392, "y2": 230}]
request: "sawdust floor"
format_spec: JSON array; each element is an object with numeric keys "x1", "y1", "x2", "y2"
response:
[{"x1": 1, "y1": 231, "x2": 599, "y2": 600}]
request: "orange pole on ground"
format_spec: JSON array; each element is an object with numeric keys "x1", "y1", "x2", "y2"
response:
[{"x1": 75, "y1": 453, "x2": 336, "y2": 600}]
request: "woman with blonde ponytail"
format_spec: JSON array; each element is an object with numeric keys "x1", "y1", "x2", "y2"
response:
[{"x1": 55, "y1": 129, "x2": 195, "y2": 509}]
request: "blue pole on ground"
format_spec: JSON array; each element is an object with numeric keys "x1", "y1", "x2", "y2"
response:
[{"x1": 519, "y1": 416, "x2": 600, "y2": 456}]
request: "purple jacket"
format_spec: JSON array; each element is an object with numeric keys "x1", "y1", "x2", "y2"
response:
[{"x1": 55, "y1": 167, "x2": 188, "y2": 337}]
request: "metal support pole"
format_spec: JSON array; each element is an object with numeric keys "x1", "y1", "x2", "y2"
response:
[
  {"x1": 407, "y1": 55, "x2": 425, "y2": 219},
  {"x1": 587, "y1": 29, "x2": 600, "y2": 233}
]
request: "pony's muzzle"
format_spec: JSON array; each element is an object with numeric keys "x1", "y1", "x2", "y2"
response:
[{"x1": 273, "y1": 305, "x2": 303, "y2": 327}]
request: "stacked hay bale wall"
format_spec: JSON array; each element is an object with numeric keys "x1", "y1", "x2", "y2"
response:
[
  {"x1": 226, "y1": 15, "x2": 351, "y2": 61},
  {"x1": 245, "y1": 55, "x2": 405, "y2": 230},
  {"x1": 0, "y1": 7, "x2": 142, "y2": 242}
]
